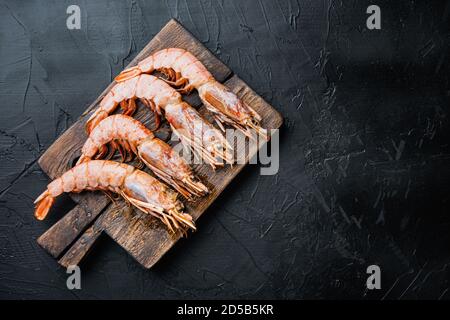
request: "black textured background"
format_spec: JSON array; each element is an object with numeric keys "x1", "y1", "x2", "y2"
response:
[{"x1": 0, "y1": 0, "x2": 449, "y2": 299}]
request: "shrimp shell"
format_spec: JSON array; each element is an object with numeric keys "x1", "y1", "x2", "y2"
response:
[
  {"x1": 86, "y1": 74, "x2": 233, "y2": 168},
  {"x1": 34, "y1": 160, "x2": 195, "y2": 233},
  {"x1": 78, "y1": 114, "x2": 208, "y2": 199},
  {"x1": 115, "y1": 48, "x2": 267, "y2": 139}
]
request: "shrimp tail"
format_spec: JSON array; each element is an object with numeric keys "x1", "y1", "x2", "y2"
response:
[
  {"x1": 115, "y1": 66, "x2": 143, "y2": 82},
  {"x1": 76, "y1": 155, "x2": 91, "y2": 166},
  {"x1": 34, "y1": 190, "x2": 55, "y2": 220},
  {"x1": 86, "y1": 109, "x2": 109, "y2": 134}
]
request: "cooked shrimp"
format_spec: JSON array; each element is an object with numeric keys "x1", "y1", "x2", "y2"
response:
[
  {"x1": 86, "y1": 74, "x2": 233, "y2": 169},
  {"x1": 34, "y1": 160, "x2": 195, "y2": 233},
  {"x1": 115, "y1": 48, "x2": 267, "y2": 139},
  {"x1": 77, "y1": 114, "x2": 208, "y2": 200}
]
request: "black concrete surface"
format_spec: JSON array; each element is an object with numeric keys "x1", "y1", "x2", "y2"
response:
[{"x1": 0, "y1": 0, "x2": 449, "y2": 299}]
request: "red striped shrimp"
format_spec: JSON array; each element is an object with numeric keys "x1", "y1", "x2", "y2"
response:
[
  {"x1": 34, "y1": 160, "x2": 195, "y2": 233},
  {"x1": 77, "y1": 114, "x2": 208, "y2": 200},
  {"x1": 86, "y1": 74, "x2": 233, "y2": 169},
  {"x1": 115, "y1": 48, "x2": 267, "y2": 139}
]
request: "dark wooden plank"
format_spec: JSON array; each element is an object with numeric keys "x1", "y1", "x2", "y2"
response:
[
  {"x1": 103, "y1": 75, "x2": 283, "y2": 268},
  {"x1": 37, "y1": 19, "x2": 232, "y2": 258},
  {"x1": 58, "y1": 205, "x2": 132, "y2": 268},
  {"x1": 58, "y1": 217, "x2": 104, "y2": 268}
]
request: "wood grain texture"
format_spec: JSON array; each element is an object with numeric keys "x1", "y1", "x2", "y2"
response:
[
  {"x1": 37, "y1": 19, "x2": 282, "y2": 268},
  {"x1": 58, "y1": 216, "x2": 104, "y2": 268}
]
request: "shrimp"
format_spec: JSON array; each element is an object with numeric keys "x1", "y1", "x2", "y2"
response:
[
  {"x1": 77, "y1": 114, "x2": 208, "y2": 200},
  {"x1": 115, "y1": 48, "x2": 267, "y2": 139},
  {"x1": 86, "y1": 74, "x2": 233, "y2": 169},
  {"x1": 34, "y1": 160, "x2": 195, "y2": 233}
]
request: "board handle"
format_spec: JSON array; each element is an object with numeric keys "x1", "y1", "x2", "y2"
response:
[
  {"x1": 58, "y1": 222, "x2": 104, "y2": 268},
  {"x1": 37, "y1": 195, "x2": 109, "y2": 257}
]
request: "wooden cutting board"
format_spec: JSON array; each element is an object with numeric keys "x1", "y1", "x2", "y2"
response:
[{"x1": 37, "y1": 19, "x2": 283, "y2": 269}]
